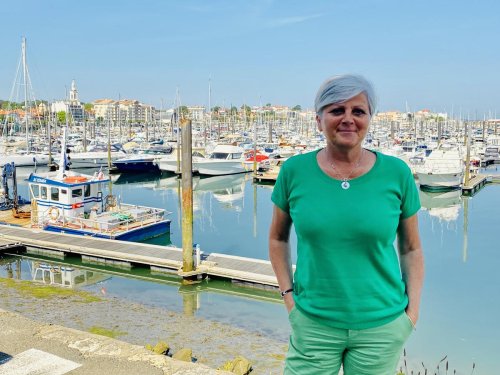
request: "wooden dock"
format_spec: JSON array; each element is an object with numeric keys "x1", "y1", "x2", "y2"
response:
[
  {"x1": 0, "y1": 237, "x2": 23, "y2": 252},
  {"x1": 462, "y1": 174, "x2": 489, "y2": 196},
  {"x1": 0, "y1": 224, "x2": 279, "y2": 289},
  {"x1": 252, "y1": 172, "x2": 278, "y2": 183}
]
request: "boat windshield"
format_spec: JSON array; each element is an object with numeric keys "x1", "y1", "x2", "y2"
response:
[{"x1": 210, "y1": 153, "x2": 229, "y2": 160}]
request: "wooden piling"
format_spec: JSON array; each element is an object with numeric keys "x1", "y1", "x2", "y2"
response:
[{"x1": 180, "y1": 118, "x2": 194, "y2": 278}]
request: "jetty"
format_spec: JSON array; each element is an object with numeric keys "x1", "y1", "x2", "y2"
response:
[
  {"x1": 462, "y1": 174, "x2": 489, "y2": 196},
  {"x1": 0, "y1": 224, "x2": 278, "y2": 290}
]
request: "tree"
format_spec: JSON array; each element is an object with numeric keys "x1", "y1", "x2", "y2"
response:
[
  {"x1": 178, "y1": 106, "x2": 189, "y2": 118},
  {"x1": 265, "y1": 103, "x2": 271, "y2": 107},
  {"x1": 57, "y1": 111, "x2": 66, "y2": 124},
  {"x1": 292, "y1": 105, "x2": 302, "y2": 111},
  {"x1": 84, "y1": 103, "x2": 94, "y2": 111}
]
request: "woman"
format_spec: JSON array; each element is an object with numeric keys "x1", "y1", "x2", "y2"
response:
[{"x1": 269, "y1": 74, "x2": 424, "y2": 375}]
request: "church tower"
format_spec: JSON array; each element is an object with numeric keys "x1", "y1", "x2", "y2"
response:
[{"x1": 69, "y1": 79, "x2": 79, "y2": 102}]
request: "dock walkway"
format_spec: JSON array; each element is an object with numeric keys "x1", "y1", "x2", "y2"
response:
[
  {"x1": 462, "y1": 174, "x2": 489, "y2": 196},
  {"x1": 0, "y1": 224, "x2": 278, "y2": 289}
]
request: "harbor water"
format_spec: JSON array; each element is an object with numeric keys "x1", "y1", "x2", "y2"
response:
[{"x1": 2, "y1": 165, "x2": 500, "y2": 374}]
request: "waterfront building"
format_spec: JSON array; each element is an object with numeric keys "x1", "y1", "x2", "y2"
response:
[
  {"x1": 51, "y1": 80, "x2": 85, "y2": 123},
  {"x1": 187, "y1": 106, "x2": 205, "y2": 121},
  {"x1": 92, "y1": 99, "x2": 155, "y2": 124}
]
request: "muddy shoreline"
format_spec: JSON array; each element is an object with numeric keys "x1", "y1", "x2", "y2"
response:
[{"x1": 0, "y1": 278, "x2": 287, "y2": 374}]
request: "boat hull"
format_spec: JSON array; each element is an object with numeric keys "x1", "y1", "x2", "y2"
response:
[
  {"x1": 194, "y1": 160, "x2": 250, "y2": 176},
  {"x1": 113, "y1": 160, "x2": 160, "y2": 173},
  {"x1": 0, "y1": 154, "x2": 50, "y2": 167},
  {"x1": 44, "y1": 220, "x2": 171, "y2": 242},
  {"x1": 417, "y1": 172, "x2": 463, "y2": 191}
]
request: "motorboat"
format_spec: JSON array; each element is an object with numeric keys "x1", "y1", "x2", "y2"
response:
[
  {"x1": 55, "y1": 143, "x2": 127, "y2": 169},
  {"x1": 415, "y1": 143, "x2": 464, "y2": 190},
  {"x1": 112, "y1": 146, "x2": 173, "y2": 173},
  {"x1": 194, "y1": 144, "x2": 252, "y2": 176}
]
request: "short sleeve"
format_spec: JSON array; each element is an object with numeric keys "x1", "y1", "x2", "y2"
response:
[
  {"x1": 401, "y1": 169, "x2": 421, "y2": 219},
  {"x1": 271, "y1": 161, "x2": 290, "y2": 213}
]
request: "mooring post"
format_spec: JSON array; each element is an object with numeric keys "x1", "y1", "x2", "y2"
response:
[
  {"x1": 464, "y1": 120, "x2": 472, "y2": 186},
  {"x1": 181, "y1": 118, "x2": 194, "y2": 278}
]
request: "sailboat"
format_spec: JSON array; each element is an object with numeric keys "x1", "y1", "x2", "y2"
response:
[{"x1": 0, "y1": 37, "x2": 50, "y2": 167}]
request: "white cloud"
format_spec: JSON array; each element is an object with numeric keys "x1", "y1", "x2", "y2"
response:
[{"x1": 267, "y1": 14, "x2": 324, "y2": 28}]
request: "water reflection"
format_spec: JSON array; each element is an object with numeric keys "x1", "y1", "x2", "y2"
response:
[
  {"x1": 419, "y1": 188, "x2": 462, "y2": 223},
  {"x1": 29, "y1": 261, "x2": 110, "y2": 288}
]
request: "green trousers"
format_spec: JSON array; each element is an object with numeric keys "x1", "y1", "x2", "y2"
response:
[{"x1": 285, "y1": 307, "x2": 414, "y2": 375}]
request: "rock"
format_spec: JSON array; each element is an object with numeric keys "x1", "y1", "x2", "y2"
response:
[
  {"x1": 152, "y1": 341, "x2": 170, "y2": 355},
  {"x1": 218, "y1": 360, "x2": 234, "y2": 372},
  {"x1": 218, "y1": 356, "x2": 252, "y2": 375},
  {"x1": 232, "y1": 356, "x2": 252, "y2": 375},
  {"x1": 172, "y1": 347, "x2": 192, "y2": 362}
]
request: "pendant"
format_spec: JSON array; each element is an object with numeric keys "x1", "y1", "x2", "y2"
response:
[{"x1": 341, "y1": 181, "x2": 350, "y2": 190}]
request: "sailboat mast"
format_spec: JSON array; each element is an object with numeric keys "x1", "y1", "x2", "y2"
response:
[
  {"x1": 208, "y1": 77, "x2": 211, "y2": 146},
  {"x1": 22, "y1": 37, "x2": 29, "y2": 151}
]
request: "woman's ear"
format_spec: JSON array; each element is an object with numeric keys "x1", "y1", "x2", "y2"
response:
[{"x1": 316, "y1": 114, "x2": 323, "y2": 132}]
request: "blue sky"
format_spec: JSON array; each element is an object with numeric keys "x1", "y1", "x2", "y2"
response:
[{"x1": 1, "y1": 0, "x2": 499, "y2": 117}]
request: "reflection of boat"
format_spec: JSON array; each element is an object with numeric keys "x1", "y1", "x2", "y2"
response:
[
  {"x1": 419, "y1": 188, "x2": 461, "y2": 222},
  {"x1": 111, "y1": 172, "x2": 160, "y2": 187},
  {"x1": 30, "y1": 261, "x2": 110, "y2": 288},
  {"x1": 196, "y1": 174, "x2": 246, "y2": 203}
]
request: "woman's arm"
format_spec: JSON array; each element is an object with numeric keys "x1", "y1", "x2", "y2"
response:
[
  {"x1": 269, "y1": 204, "x2": 295, "y2": 312},
  {"x1": 397, "y1": 214, "x2": 424, "y2": 326}
]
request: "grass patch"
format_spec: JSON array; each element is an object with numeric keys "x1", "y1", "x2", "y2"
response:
[
  {"x1": 88, "y1": 326, "x2": 127, "y2": 338},
  {"x1": 0, "y1": 277, "x2": 102, "y2": 303}
]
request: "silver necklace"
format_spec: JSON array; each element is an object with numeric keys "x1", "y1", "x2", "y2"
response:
[{"x1": 329, "y1": 149, "x2": 364, "y2": 190}]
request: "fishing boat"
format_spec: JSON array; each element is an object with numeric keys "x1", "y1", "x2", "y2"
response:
[
  {"x1": 24, "y1": 129, "x2": 171, "y2": 241},
  {"x1": 26, "y1": 169, "x2": 170, "y2": 241}
]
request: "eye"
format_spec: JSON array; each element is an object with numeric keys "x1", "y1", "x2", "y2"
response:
[
  {"x1": 352, "y1": 108, "x2": 367, "y2": 116},
  {"x1": 329, "y1": 108, "x2": 344, "y2": 116}
]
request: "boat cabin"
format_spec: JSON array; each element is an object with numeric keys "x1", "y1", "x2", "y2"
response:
[{"x1": 28, "y1": 171, "x2": 108, "y2": 224}]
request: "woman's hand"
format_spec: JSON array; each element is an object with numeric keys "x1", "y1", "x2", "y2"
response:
[
  {"x1": 405, "y1": 308, "x2": 418, "y2": 327},
  {"x1": 284, "y1": 293, "x2": 295, "y2": 313}
]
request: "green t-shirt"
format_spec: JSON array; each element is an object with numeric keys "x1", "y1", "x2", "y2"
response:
[{"x1": 272, "y1": 149, "x2": 420, "y2": 329}]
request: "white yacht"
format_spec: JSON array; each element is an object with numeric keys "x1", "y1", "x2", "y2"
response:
[
  {"x1": 55, "y1": 144, "x2": 127, "y2": 169},
  {"x1": 194, "y1": 144, "x2": 251, "y2": 176},
  {"x1": 415, "y1": 143, "x2": 464, "y2": 190}
]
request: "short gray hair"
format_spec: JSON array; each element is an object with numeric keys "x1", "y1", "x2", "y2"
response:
[{"x1": 314, "y1": 74, "x2": 377, "y2": 116}]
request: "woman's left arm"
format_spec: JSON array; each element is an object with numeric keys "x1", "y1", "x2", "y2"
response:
[{"x1": 397, "y1": 214, "x2": 424, "y2": 327}]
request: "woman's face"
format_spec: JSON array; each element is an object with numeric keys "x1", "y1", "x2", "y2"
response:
[{"x1": 316, "y1": 92, "x2": 371, "y2": 150}]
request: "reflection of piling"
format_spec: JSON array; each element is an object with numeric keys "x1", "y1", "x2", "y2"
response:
[
  {"x1": 253, "y1": 183, "x2": 257, "y2": 238},
  {"x1": 462, "y1": 197, "x2": 469, "y2": 262},
  {"x1": 179, "y1": 286, "x2": 199, "y2": 317},
  {"x1": 181, "y1": 118, "x2": 194, "y2": 279}
]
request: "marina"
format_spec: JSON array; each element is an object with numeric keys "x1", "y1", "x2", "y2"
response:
[{"x1": 0, "y1": 163, "x2": 499, "y2": 374}]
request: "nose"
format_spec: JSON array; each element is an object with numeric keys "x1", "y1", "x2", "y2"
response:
[{"x1": 341, "y1": 110, "x2": 354, "y2": 124}]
